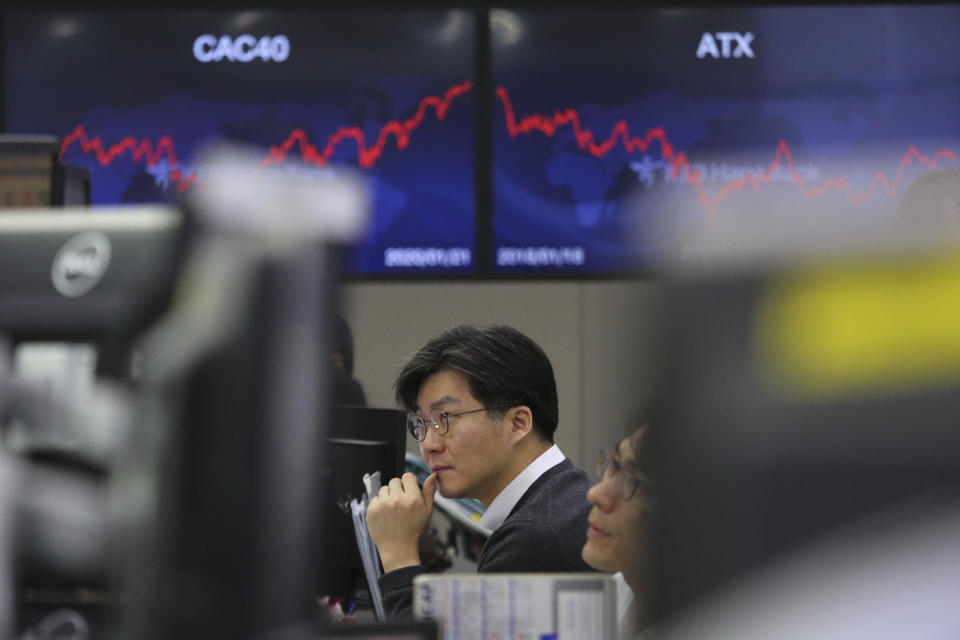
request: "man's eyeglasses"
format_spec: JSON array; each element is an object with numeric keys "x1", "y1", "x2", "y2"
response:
[
  {"x1": 407, "y1": 405, "x2": 511, "y2": 441},
  {"x1": 595, "y1": 450, "x2": 652, "y2": 500}
]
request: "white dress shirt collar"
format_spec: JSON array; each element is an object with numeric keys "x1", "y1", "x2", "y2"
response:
[{"x1": 478, "y1": 444, "x2": 565, "y2": 531}]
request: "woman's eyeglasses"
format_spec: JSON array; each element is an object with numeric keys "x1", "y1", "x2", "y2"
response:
[{"x1": 595, "y1": 450, "x2": 652, "y2": 500}]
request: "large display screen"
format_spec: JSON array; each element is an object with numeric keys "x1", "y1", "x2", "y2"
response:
[
  {"x1": 4, "y1": 10, "x2": 476, "y2": 275},
  {"x1": 491, "y1": 6, "x2": 960, "y2": 273}
]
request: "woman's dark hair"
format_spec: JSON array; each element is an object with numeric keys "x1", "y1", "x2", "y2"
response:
[
  {"x1": 624, "y1": 406, "x2": 656, "y2": 485},
  {"x1": 394, "y1": 325, "x2": 559, "y2": 443}
]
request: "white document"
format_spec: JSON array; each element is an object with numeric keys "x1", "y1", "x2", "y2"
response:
[
  {"x1": 413, "y1": 573, "x2": 617, "y2": 640},
  {"x1": 349, "y1": 470, "x2": 386, "y2": 621},
  {"x1": 349, "y1": 499, "x2": 385, "y2": 621}
]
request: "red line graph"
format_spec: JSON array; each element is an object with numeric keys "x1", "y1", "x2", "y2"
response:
[
  {"x1": 59, "y1": 128, "x2": 200, "y2": 193},
  {"x1": 257, "y1": 80, "x2": 472, "y2": 169},
  {"x1": 59, "y1": 80, "x2": 474, "y2": 193},
  {"x1": 58, "y1": 80, "x2": 958, "y2": 219},
  {"x1": 496, "y1": 85, "x2": 959, "y2": 220}
]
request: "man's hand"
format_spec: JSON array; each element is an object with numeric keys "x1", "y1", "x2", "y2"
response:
[{"x1": 366, "y1": 472, "x2": 437, "y2": 573}]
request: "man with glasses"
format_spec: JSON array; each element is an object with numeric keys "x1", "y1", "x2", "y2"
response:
[{"x1": 366, "y1": 324, "x2": 595, "y2": 616}]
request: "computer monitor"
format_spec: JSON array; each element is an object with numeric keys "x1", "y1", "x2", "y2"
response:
[
  {"x1": 5, "y1": 9, "x2": 476, "y2": 276},
  {"x1": 0, "y1": 137, "x2": 93, "y2": 208},
  {"x1": 0, "y1": 206, "x2": 185, "y2": 376},
  {"x1": 490, "y1": 5, "x2": 960, "y2": 275},
  {"x1": 0, "y1": 208, "x2": 185, "y2": 639},
  {"x1": 646, "y1": 244, "x2": 960, "y2": 622},
  {"x1": 318, "y1": 405, "x2": 407, "y2": 600},
  {"x1": 113, "y1": 239, "x2": 339, "y2": 640},
  {"x1": 0, "y1": 136, "x2": 61, "y2": 208}
]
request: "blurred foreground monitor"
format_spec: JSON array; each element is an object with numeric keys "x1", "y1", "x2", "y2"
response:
[
  {"x1": 646, "y1": 169, "x2": 960, "y2": 627},
  {"x1": 0, "y1": 205, "x2": 185, "y2": 640},
  {"x1": 0, "y1": 206, "x2": 184, "y2": 377},
  {"x1": 112, "y1": 143, "x2": 371, "y2": 640}
]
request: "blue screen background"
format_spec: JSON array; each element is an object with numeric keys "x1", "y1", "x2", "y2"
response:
[
  {"x1": 491, "y1": 6, "x2": 960, "y2": 273},
  {"x1": 4, "y1": 10, "x2": 476, "y2": 276}
]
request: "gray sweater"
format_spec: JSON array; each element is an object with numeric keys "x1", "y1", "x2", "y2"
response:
[{"x1": 378, "y1": 458, "x2": 596, "y2": 617}]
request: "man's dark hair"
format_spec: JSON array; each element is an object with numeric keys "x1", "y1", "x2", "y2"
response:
[{"x1": 394, "y1": 325, "x2": 559, "y2": 443}]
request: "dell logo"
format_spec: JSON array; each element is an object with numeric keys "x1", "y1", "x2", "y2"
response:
[
  {"x1": 696, "y1": 32, "x2": 755, "y2": 59},
  {"x1": 193, "y1": 34, "x2": 290, "y2": 63},
  {"x1": 51, "y1": 231, "x2": 112, "y2": 298}
]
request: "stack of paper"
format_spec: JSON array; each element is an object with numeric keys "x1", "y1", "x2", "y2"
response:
[{"x1": 349, "y1": 471, "x2": 385, "y2": 620}]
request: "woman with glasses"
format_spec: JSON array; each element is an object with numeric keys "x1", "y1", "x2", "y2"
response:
[{"x1": 583, "y1": 426, "x2": 655, "y2": 639}]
